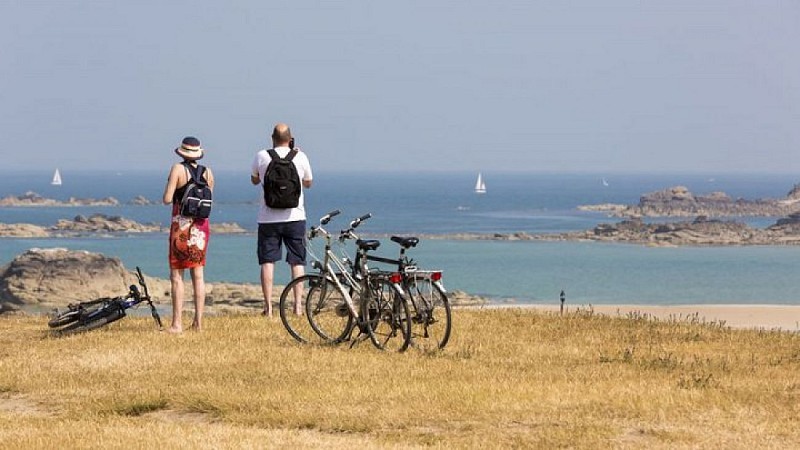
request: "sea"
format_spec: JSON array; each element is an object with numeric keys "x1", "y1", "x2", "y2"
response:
[{"x1": 1, "y1": 169, "x2": 799, "y2": 306}]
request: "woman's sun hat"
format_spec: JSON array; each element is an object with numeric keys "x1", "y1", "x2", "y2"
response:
[{"x1": 175, "y1": 136, "x2": 204, "y2": 160}]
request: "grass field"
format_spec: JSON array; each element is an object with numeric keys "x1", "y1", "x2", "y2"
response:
[{"x1": 1, "y1": 307, "x2": 799, "y2": 449}]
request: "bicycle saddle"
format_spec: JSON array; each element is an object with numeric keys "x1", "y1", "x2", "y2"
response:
[
  {"x1": 356, "y1": 239, "x2": 381, "y2": 251},
  {"x1": 391, "y1": 236, "x2": 419, "y2": 249}
]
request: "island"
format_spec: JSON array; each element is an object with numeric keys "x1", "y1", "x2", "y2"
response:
[
  {"x1": 579, "y1": 185, "x2": 800, "y2": 218},
  {"x1": 0, "y1": 191, "x2": 120, "y2": 207},
  {"x1": 0, "y1": 214, "x2": 247, "y2": 237}
]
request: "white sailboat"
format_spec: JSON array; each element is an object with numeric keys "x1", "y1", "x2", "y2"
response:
[
  {"x1": 474, "y1": 173, "x2": 486, "y2": 194},
  {"x1": 51, "y1": 169, "x2": 62, "y2": 186},
  {"x1": 602, "y1": 177, "x2": 609, "y2": 187}
]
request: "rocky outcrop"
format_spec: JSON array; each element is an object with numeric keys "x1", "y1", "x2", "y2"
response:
[
  {"x1": 129, "y1": 195, "x2": 154, "y2": 205},
  {"x1": 0, "y1": 191, "x2": 119, "y2": 207},
  {"x1": 0, "y1": 248, "x2": 139, "y2": 310},
  {"x1": 52, "y1": 214, "x2": 163, "y2": 234},
  {"x1": 579, "y1": 185, "x2": 800, "y2": 218},
  {"x1": 210, "y1": 222, "x2": 248, "y2": 233},
  {"x1": 0, "y1": 215, "x2": 249, "y2": 237},
  {"x1": 0, "y1": 223, "x2": 49, "y2": 238},
  {"x1": 536, "y1": 215, "x2": 800, "y2": 246}
]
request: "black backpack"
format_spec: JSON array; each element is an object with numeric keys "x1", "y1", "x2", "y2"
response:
[
  {"x1": 263, "y1": 149, "x2": 301, "y2": 209},
  {"x1": 179, "y1": 162, "x2": 212, "y2": 219}
]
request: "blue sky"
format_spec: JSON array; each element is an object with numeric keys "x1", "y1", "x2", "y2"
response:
[{"x1": 1, "y1": 1, "x2": 798, "y2": 173}]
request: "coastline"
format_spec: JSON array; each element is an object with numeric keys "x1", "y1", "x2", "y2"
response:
[{"x1": 478, "y1": 303, "x2": 800, "y2": 331}]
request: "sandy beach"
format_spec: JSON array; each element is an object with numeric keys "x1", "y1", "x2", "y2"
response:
[{"x1": 484, "y1": 303, "x2": 800, "y2": 331}]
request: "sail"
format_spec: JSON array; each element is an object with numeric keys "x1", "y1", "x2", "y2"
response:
[
  {"x1": 51, "y1": 169, "x2": 62, "y2": 186},
  {"x1": 474, "y1": 173, "x2": 486, "y2": 194}
]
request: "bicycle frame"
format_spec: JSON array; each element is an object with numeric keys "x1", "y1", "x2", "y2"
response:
[{"x1": 307, "y1": 212, "x2": 407, "y2": 322}]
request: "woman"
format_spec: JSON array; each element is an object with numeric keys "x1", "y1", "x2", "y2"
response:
[{"x1": 162, "y1": 136, "x2": 215, "y2": 332}]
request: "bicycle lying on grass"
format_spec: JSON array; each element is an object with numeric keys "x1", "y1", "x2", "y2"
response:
[{"x1": 48, "y1": 266, "x2": 163, "y2": 335}]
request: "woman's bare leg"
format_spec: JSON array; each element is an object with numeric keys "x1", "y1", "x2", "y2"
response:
[
  {"x1": 190, "y1": 266, "x2": 205, "y2": 331},
  {"x1": 169, "y1": 268, "x2": 185, "y2": 333}
]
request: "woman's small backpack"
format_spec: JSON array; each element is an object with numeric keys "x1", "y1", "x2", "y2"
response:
[{"x1": 179, "y1": 163, "x2": 212, "y2": 219}]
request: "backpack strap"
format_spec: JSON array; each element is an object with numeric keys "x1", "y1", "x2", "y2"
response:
[
  {"x1": 267, "y1": 148, "x2": 297, "y2": 162},
  {"x1": 182, "y1": 162, "x2": 206, "y2": 186}
]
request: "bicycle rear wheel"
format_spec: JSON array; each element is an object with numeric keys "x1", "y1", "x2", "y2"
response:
[
  {"x1": 56, "y1": 304, "x2": 126, "y2": 336},
  {"x1": 407, "y1": 275, "x2": 452, "y2": 351},
  {"x1": 48, "y1": 297, "x2": 113, "y2": 328},
  {"x1": 364, "y1": 277, "x2": 412, "y2": 352}
]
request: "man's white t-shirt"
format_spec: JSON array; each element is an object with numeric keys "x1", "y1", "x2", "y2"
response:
[{"x1": 251, "y1": 146, "x2": 312, "y2": 223}]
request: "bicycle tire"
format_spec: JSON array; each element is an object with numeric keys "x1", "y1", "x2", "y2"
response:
[
  {"x1": 48, "y1": 309, "x2": 81, "y2": 328},
  {"x1": 407, "y1": 275, "x2": 452, "y2": 351},
  {"x1": 279, "y1": 274, "x2": 319, "y2": 343},
  {"x1": 303, "y1": 274, "x2": 354, "y2": 344},
  {"x1": 364, "y1": 277, "x2": 412, "y2": 352},
  {"x1": 56, "y1": 305, "x2": 126, "y2": 336}
]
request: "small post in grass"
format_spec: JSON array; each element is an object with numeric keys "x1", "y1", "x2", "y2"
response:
[{"x1": 559, "y1": 290, "x2": 566, "y2": 315}]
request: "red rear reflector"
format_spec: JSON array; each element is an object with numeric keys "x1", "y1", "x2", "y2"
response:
[
  {"x1": 431, "y1": 272, "x2": 442, "y2": 281},
  {"x1": 390, "y1": 273, "x2": 402, "y2": 284}
]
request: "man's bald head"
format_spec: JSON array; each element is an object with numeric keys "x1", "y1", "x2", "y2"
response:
[{"x1": 271, "y1": 123, "x2": 292, "y2": 147}]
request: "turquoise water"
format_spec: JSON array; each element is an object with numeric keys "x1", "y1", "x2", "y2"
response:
[
  {"x1": 2, "y1": 235, "x2": 798, "y2": 305},
  {"x1": 1, "y1": 170, "x2": 799, "y2": 305}
]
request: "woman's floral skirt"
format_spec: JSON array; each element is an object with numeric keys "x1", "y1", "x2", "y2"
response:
[{"x1": 169, "y1": 205, "x2": 209, "y2": 269}]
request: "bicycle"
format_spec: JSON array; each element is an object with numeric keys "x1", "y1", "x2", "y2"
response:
[
  {"x1": 48, "y1": 266, "x2": 163, "y2": 335},
  {"x1": 365, "y1": 236, "x2": 452, "y2": 351},
  {"x1": 278, "y1": 211, "x2": 412, "y2": 352}
]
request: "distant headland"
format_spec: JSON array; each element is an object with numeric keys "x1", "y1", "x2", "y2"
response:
[{"x1": 578, "y1": 185, "x2": 800, "y2": 218}]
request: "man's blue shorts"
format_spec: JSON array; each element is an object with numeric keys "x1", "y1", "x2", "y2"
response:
[{"x1": 257, "y1": 220, "x2": 307, "y2": 265}]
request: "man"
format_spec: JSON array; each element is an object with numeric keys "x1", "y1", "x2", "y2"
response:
[{"x1": 251, "y1": 123, "x2": 313, "y2": 317}]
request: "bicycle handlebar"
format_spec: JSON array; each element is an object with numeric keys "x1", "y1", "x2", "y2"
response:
[
  {"x1": 134, "y1": 266, "x2": 150, "y2": 300},
  {"x1": 320, "y1": 209, "x2": 341, "y2": 225},
  {"x1": 350, "y1": 213, "x2": 372, "y2": 229},
  {"x1": 338, "y1": 213, "x2": 372, "y2": 242}
]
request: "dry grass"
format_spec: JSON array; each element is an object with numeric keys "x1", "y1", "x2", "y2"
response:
[{"x1": 1, "y1": 307, "x2": 799, "y2": 449}]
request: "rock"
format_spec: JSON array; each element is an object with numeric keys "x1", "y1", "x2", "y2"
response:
[
  {"x1": 0, "y1": 248, "x2": 139, "y2": 307},
  {"x1": 449, "y1": 290, "x2": 488, "y2": 306},
  {"x1": 0, "y1": 223, "x2": 49, "y2": 238},
  {"x1": 0, "y1": 192, "x2": 119, "y2": 207},
  {"x1": 210, "y1": 222, "x2": 248, "y2": 234},
  {"x1": 130, "y1": 195, "x2": 154, "y2": 205},
  {"x1": 51, "y1": 214, "x2": 162, "y2": 234}
]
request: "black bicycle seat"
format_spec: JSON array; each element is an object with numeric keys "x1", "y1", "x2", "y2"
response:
[
  {"x1": 356, "y1": 239, "x2": 381, "y2": 251},
  {"x1": 391, "y1": 236, "x2": 419, "y2": 249}
]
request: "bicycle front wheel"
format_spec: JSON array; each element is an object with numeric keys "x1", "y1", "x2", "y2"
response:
[
  {"x1": 281, "y1": 274, "x2": 351, "y2": 344},
  {"x1": 48, "y1": 309, "x2": 81, "y2": 328},
  {"x1": 306, "y1": 275, "x2": 354, "y2": 344},
  {"x1": 407, "y1": 275, "x2": 452, "y2": 351},
  {"x1": 364, "y1": 277, "x2": 412, "y2": 352},
  {"x1": 280, "y1": 274, "x2": 327, "y2": 343}
]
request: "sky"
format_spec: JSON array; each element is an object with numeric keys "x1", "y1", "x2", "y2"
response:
[{"x1": 1, "y1": 1, "x2": 798, "y2": 174}]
